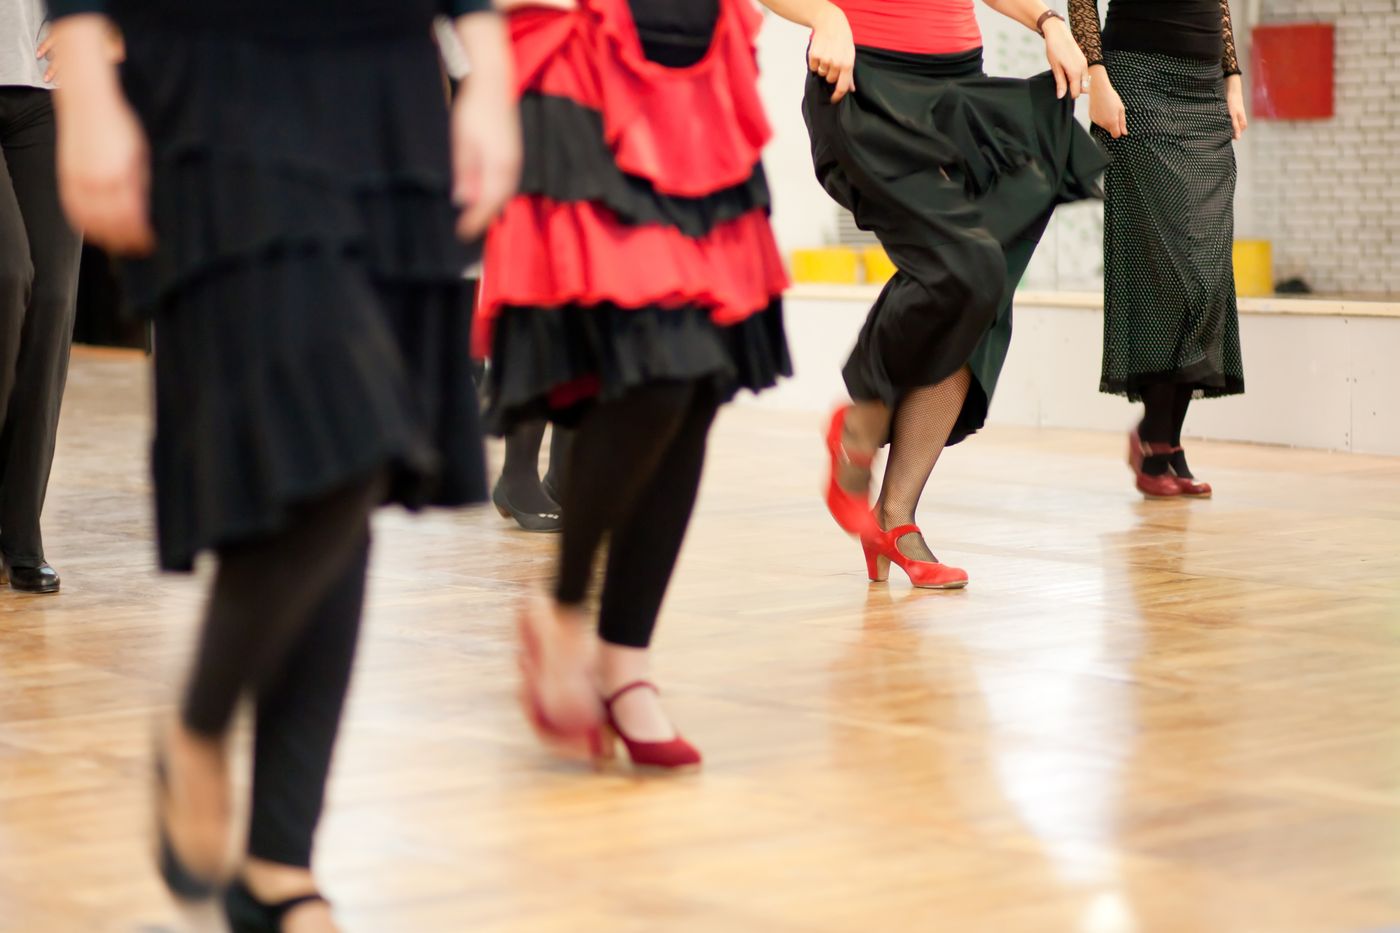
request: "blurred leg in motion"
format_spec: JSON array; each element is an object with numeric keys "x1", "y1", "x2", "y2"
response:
[
  {"x1": 161, "y1": 474, "x2": 382, "y2": 902},
  {"x1": 594, "y1": 384, "x2": 718, "y2": 749},
  {"x1": 241, "y1": 533, "x2": 371, "y2": 933}
]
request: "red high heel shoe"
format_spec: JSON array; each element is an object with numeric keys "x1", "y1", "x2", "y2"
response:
[
  {"x1": 595, "y1": 681, "x2": 702, "y2": 771},
  {"x1": 516, "y1": 600, "x2": 602, "y2": 758},
  {"x1": 861, "y1": 521, "x2": 968, "y2": 589},
  {"x1": 1127, "y1": 431, "x2": 1182, "y2": 499},
  {"x1": 825, "y1": 406, "x2": 879, "y2": 537},
  {"x1": 1168, "y1": 446, "x2": 1212, "y2": 498}
]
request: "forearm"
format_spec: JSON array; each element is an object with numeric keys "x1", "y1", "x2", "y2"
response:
[
  {"x1": 50, "y1": 15, "x2": 122, "y2": 115},
  {"x1": 454, "y1": 11, "x2": 511, "y2": 88}
]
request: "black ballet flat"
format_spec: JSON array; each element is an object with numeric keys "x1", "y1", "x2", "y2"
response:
[
  {"x1": 153, "y1": 751, "x2": 220, "y2": 901},
  {"x1": 1, "y1": 561, "x2": 60, "y2": 594},
  {"x1": 224, "y1": 878, "x2": 329, "y2": 933},
  {"x1": 492, "y1": 481, "x2": 563, "y2": 534}
]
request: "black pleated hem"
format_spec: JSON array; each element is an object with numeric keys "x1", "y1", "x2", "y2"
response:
[
  {"x1": 1101, "y1": 363, "x2": 1246, "y2": 403},
  {"x1": 483, "y1": 302, "x2": 791, "y2": 435},
  {"x1": 150, "y1": 250, "x2": 486, "y2": 574},
  {"x1": 518, "y1": 92, "x2": 772, "y2": 237}
]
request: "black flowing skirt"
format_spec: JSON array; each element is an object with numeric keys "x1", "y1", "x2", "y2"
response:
[
  {"x1": 803, "y1": 47, "x2": 1106, "y2": 445},
  {"x1": 120, "y1": 27, "x2": 487, "y2": 570},
  {"x1": 1096, "y1": 50, "x2": 1244, "y2": 401}
]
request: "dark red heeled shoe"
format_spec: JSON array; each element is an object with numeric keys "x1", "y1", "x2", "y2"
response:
[
  {"x1": 1168, "y1": 446, "x2": 1212, "y2": 498},
  {"x1": 596, "y1": 681, "x2": 702, "y2": 771},
  {"x1": 861, "y1": 521, "x2": 968, "y2": 590},
  {"x1": 1127, "y1": 431, "x2": 1182, "y2": 499},
  {"x1": 824, "y1": 406, "x2": 879, "y2": 537}
]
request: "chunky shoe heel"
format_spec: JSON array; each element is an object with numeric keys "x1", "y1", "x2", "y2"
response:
[
  {"x1": 859, "y1": 522, "x2": 968, "y2": 590},
  {"x1": 863, "y1": 540, "x2": 890, "y2": 583},
  {"x1": 492, "y1": 482, "x2": 563, "y2": 533}
]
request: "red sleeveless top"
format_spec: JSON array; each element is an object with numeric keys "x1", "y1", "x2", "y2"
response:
[{"x1": 833, "y1": 0, "x2": 982, "y2": 55}]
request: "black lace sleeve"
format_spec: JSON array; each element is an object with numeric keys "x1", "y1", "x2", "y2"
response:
[
  {"x1": 1221, "y1": 0, "x2": 1241, "y2": 76},
  {"x1": 1069, "y1": 0, "x2": 1106, "y2": 67}
]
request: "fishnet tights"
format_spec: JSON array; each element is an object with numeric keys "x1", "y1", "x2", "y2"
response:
[{"x1": 876, "y1": 367, "x2": 971, "y2": 562}]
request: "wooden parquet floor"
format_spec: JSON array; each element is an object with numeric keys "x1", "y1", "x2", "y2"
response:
[{"x1": 2, "y1": 348, "x2": 1398, "y2": 933}]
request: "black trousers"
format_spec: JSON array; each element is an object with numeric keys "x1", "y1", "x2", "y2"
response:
[
  {"x1": 0, "y1": 88, "x2": 81, "y2": 567},
  {"x1": 182, "y1": 476, "x2": 381, "y2": 868}
]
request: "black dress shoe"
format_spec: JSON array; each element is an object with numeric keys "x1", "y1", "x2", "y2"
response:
[
  {"x1": 2, "y1": 562, "x2": 60, "y2": 594},
  {"x1": 492, "y1": 481, "x2": 563, "y2": 533}
]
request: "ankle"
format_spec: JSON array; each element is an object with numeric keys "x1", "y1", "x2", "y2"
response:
[
  {"x1": 598, "y1": 643, "x2": 651, "y2": 696},
  {"x1": 844, "y1": 401, "x2": 888, "y2": 453},
  {"x1": 876, "y1": 506, "x2": 913, "y2": 533},
  {"x1": 242, "y1": 859, "x2": 319, "y2": 903}
]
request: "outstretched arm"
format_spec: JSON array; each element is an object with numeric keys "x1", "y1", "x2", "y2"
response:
[
  {"x1": 756, "y1": 0, "x2": 856, "y2": 103},
  {"x1": 980, "y1": 0, "x2": 1089, "y2": 99}
]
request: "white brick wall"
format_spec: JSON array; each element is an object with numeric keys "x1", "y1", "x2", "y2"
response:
[{"x1": 1250, "y1": 0, "x2": 1400, "y2": 296}]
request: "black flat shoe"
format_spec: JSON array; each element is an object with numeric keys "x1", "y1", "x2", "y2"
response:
[
  {"x1": 1, "y1": 562, "x2": 60, "y2": 594},
  {"x1": 224, "y1": 878, "x2": 329, "y2": 933},
  {"x1": 492, "y1": 481, "x2": 563, "y2": 534},
  {"x1": 153, "y1": 749, "x2": 221, "y2": 901},
  {"x1": 542, "y1": 474, "x2": 562, "y2": 505}
]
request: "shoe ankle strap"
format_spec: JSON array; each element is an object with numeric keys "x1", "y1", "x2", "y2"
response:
[
  {"x1": 882, "y1": 523, "x2": 922, "y2": 540},
  {"x1": 604, "y1": 680, "x2": 659, "y2": 710}
]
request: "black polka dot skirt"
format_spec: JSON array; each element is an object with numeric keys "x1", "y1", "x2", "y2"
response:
[{"x1": 1095, "y1": 50, "x2": 1245, "y2": 402}]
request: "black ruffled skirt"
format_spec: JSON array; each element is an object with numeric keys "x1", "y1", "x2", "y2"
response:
[
  {"x1": 804, "y1": 47, "x2": 1106, "y2": 445},
  {"x1": 121, "y1": 27, "x2": 486, "y2": 570}
]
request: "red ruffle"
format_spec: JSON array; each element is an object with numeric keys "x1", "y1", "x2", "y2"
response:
[
  {"x1": 507, "y1": 0, "x2": 771, "y2": 198},
  {"x1": 474, "y1": 196, "x2": 789, "y2": 357}
]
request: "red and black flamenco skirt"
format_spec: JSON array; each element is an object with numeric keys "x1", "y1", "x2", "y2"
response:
[{"x1": 476, "y1": 0, "x2": 791, "y2": 434}]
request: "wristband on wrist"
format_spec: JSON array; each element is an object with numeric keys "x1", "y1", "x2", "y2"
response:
[{"x1": 1036, "y1": 9, "x2": 1064, "y2": 34}]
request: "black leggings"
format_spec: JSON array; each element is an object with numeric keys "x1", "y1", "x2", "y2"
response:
[
  {"x1": 181, "y1": 474, "x2": 382, "y2": 868},
  {"x1": 555, "y1": 381, "x2": 719, "y2": 649}
]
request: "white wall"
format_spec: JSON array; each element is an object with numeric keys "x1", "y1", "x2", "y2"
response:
[
  {"x1": 1249, "y1": 0, "x2": 1400, "y2": 296},
  {"x1": 746, "y1": 293, "x2": 1400, "y2": 455},
  {"x1": 756, "y1": 14, "x2": 838, "y2": 256}
]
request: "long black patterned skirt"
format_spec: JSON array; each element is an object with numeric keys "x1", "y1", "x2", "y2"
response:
[{"x1": 1096, "y1": 50, "x2": 1245, "y2": 401}]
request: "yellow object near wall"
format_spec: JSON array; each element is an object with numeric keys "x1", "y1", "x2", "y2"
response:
[
  {"x1": 790, "y1": 248, "x2": 859, "y2": 284},
  {"x1": 1234, "y1": 240, "x2": 1273, "y2": 297},
  {"x1": 862, "y1": 246, "x2": 896, "y2": 285},
  {"x1": 789, "y1": 246, "x2": 898, "y2": 285}
]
